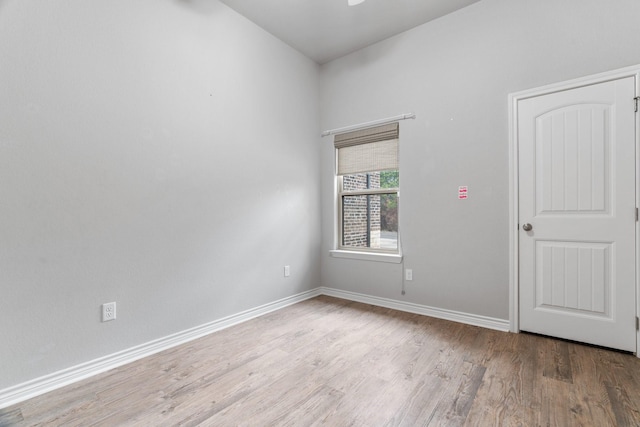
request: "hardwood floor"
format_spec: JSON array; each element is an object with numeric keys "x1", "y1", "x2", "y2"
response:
[{"x1": 2, "y1": 295, "x2": 640, "y2": 426}]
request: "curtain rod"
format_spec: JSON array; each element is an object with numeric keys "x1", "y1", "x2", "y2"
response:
[{"x1": 321, "y1": 113, "x2": 416, "y2": 137}]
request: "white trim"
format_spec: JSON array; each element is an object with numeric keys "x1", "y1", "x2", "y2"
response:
[
  {"x1": 509, "y1": 64, "x2": 640, "y2": 100},
  {"x1": 635, "y1": 72, "x2": 640, "y2": 359},
  {"x1": 320, "y1": 287, "x2": 510, "y2": 332},
  {"x1": 329, "y1": 249, "x2": 403, "y2": 263},
  {"x1": 508, "y1": 86, "x2": 520, "y2": 334},
  {"x1": 0, "y1": 288, "x2": 321, "y2": 410},
  {"x1": 509, "y1": 64, "x2": 640, "y2": 357},
  {"x1": 321, "y1": 113, "x2": 415, "y2": 137}
]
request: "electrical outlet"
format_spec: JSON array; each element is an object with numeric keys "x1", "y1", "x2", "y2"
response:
[
  {"x1": 284, "y1": 265, "x2": 290, "y2": 277},
  {"x1": 405, "y1": 269, "x2": 413, "y2": 281},
  {"x1": 102, "y1": 302, "x2": 116, "y2": 322}
]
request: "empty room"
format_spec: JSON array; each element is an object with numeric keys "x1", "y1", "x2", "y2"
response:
[{"x1": 1, "y1": 0, "x2": 640, "y2": 425}]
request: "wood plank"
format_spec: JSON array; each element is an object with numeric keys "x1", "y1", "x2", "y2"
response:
[
  {"x1": 538, "y1": 376, "x2": 572, "y2": 427},
  {"x1": 271, "y1": 385, "x2": 344, "y2": 427},
  {"x1": 384, "y1": 376, "x2": 446, "y2": 427},
  {"x1": 567, "y1": 343, "x2": 618, "y2": 426},
  {"x1": 542, "y1": 338, "x2": 574, "y2": 383},
  {"x1": 604, "y1": 382, "x2": 640, "y2": 427},
  {"x1": 463, "y1": 334, "x2": 531, "y2": 426},
  {"x1": 0, "y1": 408, "x2": 24, "y2": 425},
  {"x1": 426, "y1": 361, "x2": 486, "y2": 426},
  {"x1": 113, "y1": 348, "x2": 292, "y2": 426},
  {"x1": 319, "y1": 375, "x2": 415, "y2": 426}
]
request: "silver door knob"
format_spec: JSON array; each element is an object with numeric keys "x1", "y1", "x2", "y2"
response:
[{"x1": 522, "y1": 223, "x2": 533, "y2": 231}]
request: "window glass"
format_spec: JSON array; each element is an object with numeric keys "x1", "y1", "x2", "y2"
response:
[{"x1": 340, "y1": 171, "x2": 398, "y2": 251}]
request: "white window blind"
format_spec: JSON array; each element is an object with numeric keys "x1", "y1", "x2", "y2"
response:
[{"x1": 334, "y1": 122, "x2": 399, "y2": 176}]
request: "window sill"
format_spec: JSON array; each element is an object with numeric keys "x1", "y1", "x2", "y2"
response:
[{"x1": 329, "y1": 250, "x2": 403, "y2": 264}]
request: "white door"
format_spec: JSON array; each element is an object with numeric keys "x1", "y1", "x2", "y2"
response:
[{"x1": 518, "y1": 76, "x2": 637, "y2": 352}]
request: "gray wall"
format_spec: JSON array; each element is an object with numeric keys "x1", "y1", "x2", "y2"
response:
[
  {"x1": 320, "y1": 0, "x2": 640, "y2": 320},
  {"x1": 0, "y1": 0, "x2": 321, "y2": 389}
]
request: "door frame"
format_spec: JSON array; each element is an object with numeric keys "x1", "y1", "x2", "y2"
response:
[{"x1": 508, "y1": 64, "x2": 640, "y2": 356}]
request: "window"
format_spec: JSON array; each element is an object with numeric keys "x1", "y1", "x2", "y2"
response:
[{"x1": 335, "y1": 123, "x2": 399, "y2": 253}]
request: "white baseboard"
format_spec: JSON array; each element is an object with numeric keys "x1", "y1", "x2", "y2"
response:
[
  {"x1": 319, "y1": 287, "x2": 510, "y2": 332},
  {"x1": 1, "y1": 286, "x2": 509, "y2": 410},
  {"x1": 0, "y1": 288, "x2": 321, "y2": 410}
]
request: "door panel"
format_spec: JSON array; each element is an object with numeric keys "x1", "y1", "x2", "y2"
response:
[
  {"x1": 536, "y1": 241, "x2": 611, "y2": 316},
  {"x1": 518, "y1": 77, "x2": 636, "y2": 352},
  {"x1": 537, "y1": 105, "x2": 610, "y2": 215}
]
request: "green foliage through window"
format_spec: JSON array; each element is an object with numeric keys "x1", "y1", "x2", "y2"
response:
[{"x1": 380, "y1": 170, "x2": 399, "y2": 189}]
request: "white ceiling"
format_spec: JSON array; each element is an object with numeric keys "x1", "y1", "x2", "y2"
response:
[{"x1": 219, "y1": 0, "x2": 482, "y2": 64}]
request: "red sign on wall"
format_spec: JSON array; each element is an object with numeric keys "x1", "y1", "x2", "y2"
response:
[{"x1": 458, "y1": 186, "x2": 468, "y2": 200}]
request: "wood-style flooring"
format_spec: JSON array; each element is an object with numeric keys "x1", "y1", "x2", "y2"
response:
[{"x1": 2, "y1": 295, "x2": 640, "y2": 426}]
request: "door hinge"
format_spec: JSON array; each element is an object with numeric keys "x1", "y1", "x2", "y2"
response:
[
  {"x1": 636, "y1": 208, "x2": 639, "y2": 222},
  {"x1": 635, "y1": 97, "x2": 640, "y2": 112},
  {"x1": 636, "y1": 316, "x2": 639, "y2": 331}
]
